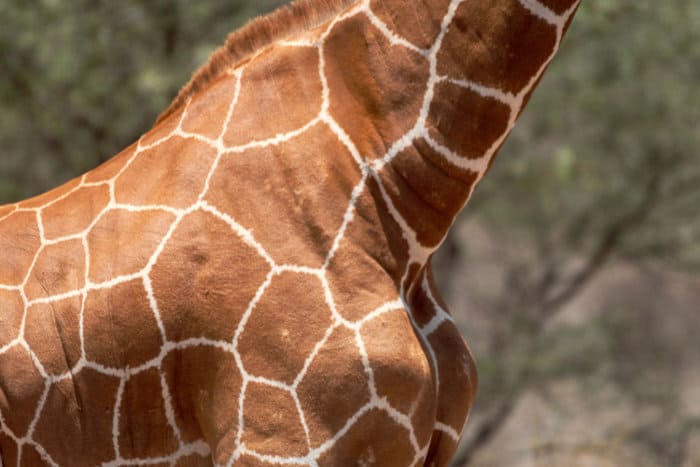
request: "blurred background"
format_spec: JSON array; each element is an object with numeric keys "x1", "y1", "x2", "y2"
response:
[{"x1": 1, "y1": 1, "x2": 698, "y2": 465}]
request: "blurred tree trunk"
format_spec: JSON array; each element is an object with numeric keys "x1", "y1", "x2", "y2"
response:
[{"x1": 453, "y1": 169, "x2": 664, "y2": 466}]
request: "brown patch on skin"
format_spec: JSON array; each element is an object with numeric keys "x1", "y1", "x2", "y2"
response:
[
  {"x1": 242, "y1": 383, "x2": 307, "y2": 457},
  {"x1": 24, "y1": 297, "x2": 82, "y2": 376},
  {"x1": 369, "y1": 0, "x2": 451, "y2": 49},
  {"x1": 24, "y1": 239, "x2": 85, "y2": 301},
  {"x1": 0, "y1": 211, "x2": 41, "y2": 286},
  {"x1": 427, "y1": 80, "x2": 511, "y2": 159},
  {"x1": 325, "y1": 14, "x2": 430, "y2": 160},
  {"x1": 378, "y1": 139, "x2": 478, "y2": 247},
  {"x1": 408, "y1": 270, "x2": 437, "y2": 328},
  {"x1": 361, "y1": 309, "x2": 435, "y2": 414},
  {"x1": 19, "y1": 177, "x2": 81, "y2": 210},
  {"x1": 174, "y1": 454, "x2": 213, "y2": 467},
  {"x1": 361, "y1": 307, "x2": 438, "y2": 447},
  {"x1": 325, "y1": 177, "x2": 407, "y2": 321},
  {"x1": 151, "y1": 210, "x2": 270, "y2": 342},
  {"x1": 181, "y1": 75, "x2": 240, "y2": 140},
  {"x1": 162, "y1": 346, "x2": 242, "y2": 465},
  {"x1": 208, "y1": 124, "x2": 361, "y2": 268},
  {"x1": 42, "y1": 185, "x2": 110, "y2": 240},
  {"x1": 118, "y1": 369, "x2": 180, "y2": 459},
  {"x1": 297, "y1": 326, "x2": 370, "y2": 447},
  {"x1": 394, "y1": 140, "x2": 477, "y2": 216},
  {"x1": 86, "y1": 208, "x2": 175, "y2": 283},
  {"x1": 84, "y1": 143, "x2": 137, "y2": 184},
  {"x1": 437, "y1": 0, "x2": 558, "y2": 95},
  {"x1": 83, "y1": 280, "x2": 163, "y2": 368},
  {"x1": 317, "y1": 408, "x2": 414, "y2": 466},
  {"x1": 0, "y1": 290, "x2": 23, "y2": 348},
  {"x1": 223, "y1": 46, "x2": 322, "y2": 147},
  {"x1": 429, "y1": 321, "x2": 477, "y2": 433},
  {"x1": 238, "y1": 271, "x2": 332, "y2": 385},
  {"x1": 20, "y1": 444, "x2": 46, "y2": 465},
  {"x1": 34, "y1": 368, "x2": 119, "y2": 466},
  {"x1": 0, "y1": 345, "x2": 45, "y2": 437},
  {"x1": 115, "y1": 137, "x2": 217, "y2": 209},
  {"x1": 0, "y1": 431, "x2": 18, "y2": 467},
  {"x1": 539, "y1": 0, "x2": 579, "y2": 14}
]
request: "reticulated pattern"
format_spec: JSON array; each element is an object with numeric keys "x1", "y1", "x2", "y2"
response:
[{"x1": 0, "y1": 0, "x2": 580, "y2": 465}]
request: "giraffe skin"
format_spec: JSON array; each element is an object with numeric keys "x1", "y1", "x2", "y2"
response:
[{"x1": 0, "y1": 0, "x2": 580, "y2": 465}]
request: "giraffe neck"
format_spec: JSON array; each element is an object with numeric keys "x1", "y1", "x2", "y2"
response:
[
  {"x1": 152, "y1": 0, "x2": 580, "y2": 299},
  {"x1": 315, "y1": 0, "x2": 580, "y2": 295}
]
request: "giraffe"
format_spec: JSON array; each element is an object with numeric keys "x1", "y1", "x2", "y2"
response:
[{"x1": 0, "y1": 0, "x2": 581, "y2": 465}]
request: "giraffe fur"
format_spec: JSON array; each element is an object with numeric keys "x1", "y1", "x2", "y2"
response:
[{"x1": 0, "y1": 0, "x2": 580, "y2": 465}]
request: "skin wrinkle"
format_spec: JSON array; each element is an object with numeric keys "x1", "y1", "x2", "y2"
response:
[{"x1": 0, "y1": 0, "x2": 581, "y2": 465}]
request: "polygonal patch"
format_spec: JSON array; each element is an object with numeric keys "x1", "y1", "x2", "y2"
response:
[
  {"x1": 207, "y1": 123, "x2": 361, "y2": 268},
  {"x1": 24, "y1": 297, "x2": 82, "y2": 376},
  {"x1": 34, "y1": 368, "x2": 119, "y2": 467},
  {"x1": 378, "y1": 139, "x2": 479, "y2": 247},
  {"x1": 83, "y1": 280, "x2": 163, "y2": 368},
  {"x1": 114, "y1": 136, "x2": 217, "y2": 209},
  {"x1": 316, "y1": 408, "x2": 414, "y2": 466},
  {"x1": 324, "y1": 14, "x2": 430, "y2": 160},
  {"x1": 24, "y1": 239, "x2": 85, "y2": 301},
  {"x1": 223, "y1": 45, "x2": 322, "y2": 147},
  {"x1": 324, "y1": 178, "x2": 406, "y2": 321},
  {"x1": 369, "y1": 0, "x2": 451, "y2": 50},
  {"x1": 297, "y1": 326, "x2": 370, "y2": 447},
  {"x1": 238, "y1": 271, "x2": 332, "y2": 385},
  {"x1": 151, "y1": 210, "x2": 271, "y2": 342},
  {"x1": 41, "y1": 185, "x2": 110, "y2": 240},
  {"x1": 360, "y1": 308, "x2": 435, "y2": 415},
  {"x1": 242, "y1": 382, "x2": 307, "y2": 457},
  {"x1": 426, "y1": 80, "x2": 511, "y2": 160},
  {"x1": 436, "y1": 0, "x2": 558, "y2": 95},
  {"x1": 87, "y1": 208, "x2": 175, "y2": 283},
  {"x1": 181, "y1": 74, "x2": 240, "y2": 140}
]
